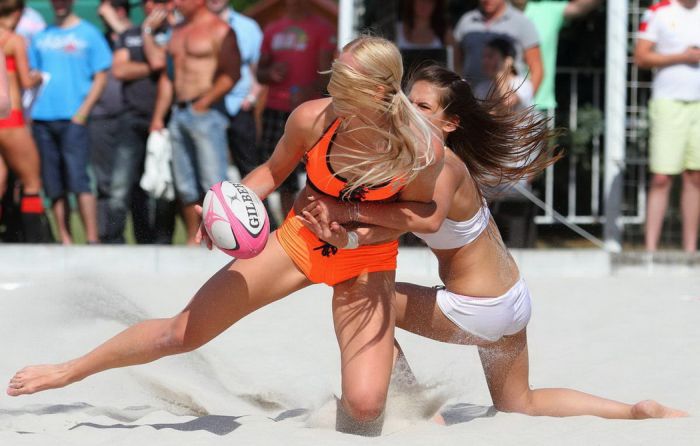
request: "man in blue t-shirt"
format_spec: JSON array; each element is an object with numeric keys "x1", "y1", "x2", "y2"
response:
[{"x1": 29, "y1": 0, "x2": 112, "y2": 245}]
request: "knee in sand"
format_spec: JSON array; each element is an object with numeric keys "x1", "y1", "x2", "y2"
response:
[{"x1": 335, "y1": 397, "x2": 385, "y2": 436}]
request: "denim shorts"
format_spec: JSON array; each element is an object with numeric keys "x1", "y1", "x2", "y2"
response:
[
  {"x1": 169, "y1": 104, "x2": 229, "y2": 204},
  {"x1": 33, "y1": 120, "x2": 92, "y2": 200}
]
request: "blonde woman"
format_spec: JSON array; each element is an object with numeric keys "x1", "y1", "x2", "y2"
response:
[{"x1": 7, "y1": 36, "x2": 443, "y2": 436}]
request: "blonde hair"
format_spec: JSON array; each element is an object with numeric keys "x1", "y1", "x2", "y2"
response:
[{"x1": 326, "y1": 36, "x2": 435, "y2": 197}]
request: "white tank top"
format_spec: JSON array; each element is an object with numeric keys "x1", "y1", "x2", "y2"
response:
[{"x1": 413, "y1": 202, "x2": 491, "y2": 250}]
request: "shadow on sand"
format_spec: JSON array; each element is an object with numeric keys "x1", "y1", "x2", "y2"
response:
[
  {"x1": 439, "y1": 403, "x2": 498, "y2": 425},
  {"x1": 2, "y1": 402, "x2": 312, "y2": 436},
  {"x1": 70, "y1": 414, "x2": 245, "y2": 436},
  {"x1": 70, "y1": 408, "x2": 311, "y2": 435},
  {"x1": 3, "y1": 400, "x2": 494, "y2": 434}
]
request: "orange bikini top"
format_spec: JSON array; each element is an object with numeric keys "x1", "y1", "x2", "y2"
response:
[
  {"x1": 5, "y1": 55, "x2": 15, "y2": 73},
  {"x1": 304, "y1": 118, "x2": 404, "y2": 202}
]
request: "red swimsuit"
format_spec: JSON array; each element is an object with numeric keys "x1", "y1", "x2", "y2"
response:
[{"x1": 0, "y1": 33, "x2": 26, "y2": 129}]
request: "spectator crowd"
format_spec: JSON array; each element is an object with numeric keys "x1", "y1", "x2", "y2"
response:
[
  {"x1": 0, "y1": 0, "x2": 335, "y2": 245},
  {"x1": 1, "y1": 0, "x2": 698, "y2": 254}
]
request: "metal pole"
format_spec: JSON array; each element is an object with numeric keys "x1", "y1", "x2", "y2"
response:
[
  {"x1": 592, "y1": 72, "x2": 601, "y2": 217},
  {"x1": 568, "y1": 73, "x2": 579, "y2": 219},
  {"x1": 603, "y1": 1, "x2": 628, "y2": 253},
  {"x1": 338, "y1": 0, "x2": 355, "y2": 49},
  {"x1": 544, "y1": 108, "x2": 555, "y2": 223}
]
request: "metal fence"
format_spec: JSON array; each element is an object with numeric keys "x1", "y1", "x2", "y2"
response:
[
  {"x1": 534, "y1": 0, "x2": 677, "y2": 249},
  {"x1": 535, "y1": 63, "x2": 650, "y2": 229}
]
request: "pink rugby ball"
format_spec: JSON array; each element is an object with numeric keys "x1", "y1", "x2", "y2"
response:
[{"x1": 202, "y1": 181, "x2": 270, "y2": 258}]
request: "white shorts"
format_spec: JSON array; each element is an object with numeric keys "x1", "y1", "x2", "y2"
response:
[{"x1": 436, "y1": 278, "x2": 532, "y2": 342}]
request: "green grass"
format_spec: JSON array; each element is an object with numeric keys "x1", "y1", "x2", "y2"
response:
[{"x1": 48, "y1": 211, "x2": 188, "y2": 245}]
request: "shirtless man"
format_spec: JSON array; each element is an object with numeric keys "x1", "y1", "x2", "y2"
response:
[{"x1": 151, "y1": 0, "x2": 240, "y2": 244}]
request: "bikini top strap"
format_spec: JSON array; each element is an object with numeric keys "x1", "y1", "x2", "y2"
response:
[{"x1": 306, "y1": 117, "x2": 342, "y2": 158}]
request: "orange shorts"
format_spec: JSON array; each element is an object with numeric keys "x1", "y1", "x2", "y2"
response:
[
  {"x1": 276, "y1": 210, "x2": 398, "y2": 286},
  {"x1": 0, "y1": 109, "x2": 25, "y2": 129}
]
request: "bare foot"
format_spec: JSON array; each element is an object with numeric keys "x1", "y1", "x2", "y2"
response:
[
  {"x1": 432, "y1": 412, "x2": 446, "y2": 425},
  {"x1": 6, "y1": 364, "x2": 73, "y2": 396},
  {"x1": 631, "y1": 400, "x2": 688, "y2": 419}
]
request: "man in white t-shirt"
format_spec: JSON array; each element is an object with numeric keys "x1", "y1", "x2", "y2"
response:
[
  {"x1": 635, "y1": 0, "x2": 700, "y2": 253},
  {"x1": 16, "y1": 6, "x2": 46, "y2": 43}
]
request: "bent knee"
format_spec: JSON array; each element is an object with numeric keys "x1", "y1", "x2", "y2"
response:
[
  {"x1": 342, "y1": 391, "x2": 386, "y2": 422},
  {"x1": 493, "y1": 394, "x2": 535, "y2": 416}
]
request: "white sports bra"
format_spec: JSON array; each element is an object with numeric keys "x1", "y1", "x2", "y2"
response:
[{"x1": 413, "y1": 202, "x2": 491, "y2": 250}]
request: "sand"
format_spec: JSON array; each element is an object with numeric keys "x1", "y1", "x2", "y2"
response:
[{"x1": 0, "y1": 247, "x2": 698, "y2": 445}]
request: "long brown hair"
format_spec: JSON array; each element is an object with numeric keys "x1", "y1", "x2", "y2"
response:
[{"x1": 406, "y1": 65, "x2": 561, "y2": 196}]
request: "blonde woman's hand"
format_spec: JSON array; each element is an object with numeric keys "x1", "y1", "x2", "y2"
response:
[
  {"x1": 297, "y1": 210, "x2": 349, "y2": 247},
  {"x1": 194, "y1": 205, "x2": 213, "y2": 250},
  {"x1": 303, "y1": 195, "x2": 353, "y2": 224}
]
